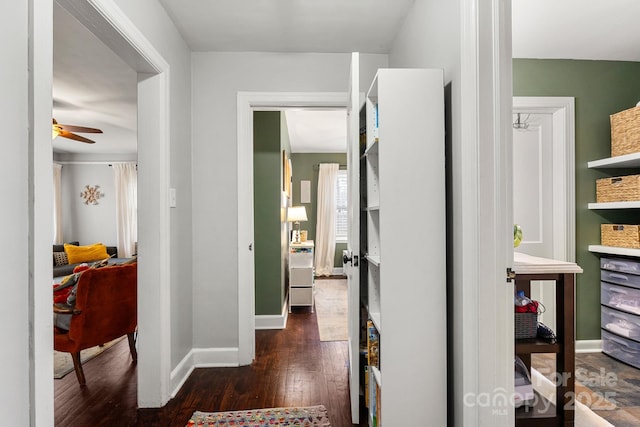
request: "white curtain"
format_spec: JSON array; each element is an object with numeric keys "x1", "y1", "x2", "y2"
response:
[
  {"x1": 114, "y1": 163, "x2": 138, "y2": 258},
  {"x1": 53, "y1": 163, "x2": 63, "y2": 244},
  {"x1": 315, "y1": 163, "x2": 339, "y2": 276}
]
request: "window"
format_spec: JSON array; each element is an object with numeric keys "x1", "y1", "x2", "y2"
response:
[{"x1": 335, "y1": 169, "x2": 348, "y2": 242}]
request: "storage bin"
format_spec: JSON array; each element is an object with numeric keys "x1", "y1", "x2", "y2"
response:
[
  {"x1": 290, "y1": 268, "x2": 313, "y2": 286},
  {"x1": 601, "y1": 282, "x2": 640, "y2": 315},
  {"x1": 601, "y1": 306, "x2": 640, "y2": 340},
  {"x1": 602, "y1": 330, "x2": 640, "y2": 369},
  {"x1": 290, "y1": 286, "x2": 313, "y2": 305},
  {"x1": 610, "y1": 106, "x2": 640, "y2": 157},
  {"x1": 601, "y1": 224, "x2": 640, "y2": 249},
  {"x1": 596, "y1": 175, "x2": 640, "y2": 203},
  {"x1": 602, "y1": 257, "x2": 640, "y2": 275},
  {"x1": 514, "y1": 312, "x2": 538, "y2": 339},
  {"x1": 602, "y1": 269, "x2": 640, "y2": 290},
  {"x1": 289, "y1": 251, "x2": 313, "y2": 268}
]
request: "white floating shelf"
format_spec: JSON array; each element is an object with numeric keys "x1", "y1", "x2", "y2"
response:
[
  {"x1": 588, "y1": 152, "x2": 640, "y2": 168},
  {"x1": 365, "y1": 139, "x2": 379, "y2": 156},
  {"x1": 588, "y1": 201, "x2": 640, "y2": 209},
  {"x1": 365, "y1": 255, "x2": 381, "y2": 267},
  {"x1": 589, "y1": 245, "x2": 640, "y2": 257},
  {"x1": 369, "y1": 312, "x2": 381, "y2": 333}
]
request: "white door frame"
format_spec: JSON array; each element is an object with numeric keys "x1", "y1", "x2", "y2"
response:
[
  {"x1": 237, "y1": 92, "x2": 348, "y2": 364},
  {"x1": 513, "y1": 97, "x2": 576, "y2": 262},
  {"x1": 48, "y1": 0, "x2": 173, "y2": 410},
  {"x1": 458, "y1": 0, "x2": 513, "y2": 425}
]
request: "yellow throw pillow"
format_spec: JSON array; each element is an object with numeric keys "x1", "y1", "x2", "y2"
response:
[{"x1": 64, "y1": 243, "x2": 110, "y2": 265}]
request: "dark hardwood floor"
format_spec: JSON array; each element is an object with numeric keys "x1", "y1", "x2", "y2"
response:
[{"x1": 55, "y1": 308, "x2": 366, "y2": 426}]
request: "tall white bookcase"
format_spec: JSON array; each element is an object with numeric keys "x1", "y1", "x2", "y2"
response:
[{"x1": 362, "y1": 69, "x2": 446, "y2": 426}]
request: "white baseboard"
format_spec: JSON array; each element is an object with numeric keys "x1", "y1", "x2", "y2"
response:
[
  {"x1": 332, "y1": 267, "x2": 345, "y2": 276},
  {"x1": 255, "y1": 301, "x2": 289, "y2": 330},
  {"x1": 576, "y1": 339, "x2": 602, "y2": 353},
  {"x1": 169, "y1": 347, "x2": 240, "y2": 398}
]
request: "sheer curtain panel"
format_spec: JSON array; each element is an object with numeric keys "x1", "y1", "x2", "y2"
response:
[
  {"x1": 53, "y1": 163, "x2": 63, "y2": 244},
  {"x1": 113, "y1": 163, "x2": 138, "y2": 258},
  {"x1": 314, "y1": 163, "x2": 339, "y2": 276}
]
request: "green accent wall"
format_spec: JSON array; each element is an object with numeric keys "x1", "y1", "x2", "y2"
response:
[
  {"x1": 254, "y1": 111, "x2": 289, "y2": 315},
  {"x1": 290, "y1": 153, "x2": 348, "y2": 269},
  {"x1": 513, "y1": 59, "x2": 640, "y2": 340}
]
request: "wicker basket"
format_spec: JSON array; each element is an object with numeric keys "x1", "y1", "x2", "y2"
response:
[
  {"x1": 601, "y1": 224, "x2": 640, "y2": 249},
  {"x1": 514, "y1": 312, "x2": 538, "y2": 339},
  {"x1": 596, "y1": 174, "x2": 640, "y2": 203},
  {"x1": 611, "y1": 106, "x2": 640, "y2": 157}
]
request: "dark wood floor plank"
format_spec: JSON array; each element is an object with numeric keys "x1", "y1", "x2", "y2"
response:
[{"x1": 56, "y1": 307, "x2": 366, "y2": 426}]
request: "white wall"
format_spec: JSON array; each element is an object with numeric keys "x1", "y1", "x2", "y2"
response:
[
  {"x1": 191, "y1": 52, "x2": 387, "y2": 349},
  {"x1": 60, "y1": 164, "x2": 117, "y2": 245}
]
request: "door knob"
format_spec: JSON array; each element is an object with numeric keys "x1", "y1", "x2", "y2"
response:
[{"x1": 343, "y1": 253, "x2": 352, "y2": 264}]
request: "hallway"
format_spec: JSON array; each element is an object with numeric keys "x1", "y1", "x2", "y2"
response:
[{"x1": 55, "y1": 309, "x2": 364, "y2": 426}]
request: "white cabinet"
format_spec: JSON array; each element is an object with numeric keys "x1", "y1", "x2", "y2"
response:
[
  {"x1": 361, "y1": 69, "x2": 446, "y2": 426},
  {"x1": 288, "y1": 240, "x2": 314, "y2": 312}
]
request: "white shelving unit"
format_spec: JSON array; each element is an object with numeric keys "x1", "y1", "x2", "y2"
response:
[
  {"x1": 588, "y1": 153, "x2": 640, "y2": 257},
  {"x1": 361, "y1": 68, "x2": 446, "y2": 426}
]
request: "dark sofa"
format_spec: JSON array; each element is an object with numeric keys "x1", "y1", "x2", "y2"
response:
[{"x1": 53, "y1": 242, "x2": 118, "y2": 278}]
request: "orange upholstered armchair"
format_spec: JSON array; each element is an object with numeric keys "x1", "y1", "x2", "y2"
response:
[{"x1": 54, "y1": 263, "x2": 137, "y2": 385}]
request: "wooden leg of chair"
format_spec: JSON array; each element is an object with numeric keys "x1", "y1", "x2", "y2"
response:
[
  {"x1": 127, "y1": 333, "x2": 137, "y2": 362},
  {"x1": 71, "y1": 352, "x2": 86, "y2": 386}
]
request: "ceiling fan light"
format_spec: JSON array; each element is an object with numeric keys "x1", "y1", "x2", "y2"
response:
[{"x1": 52, "y1": 129, "x2": 60, "y2": 139}]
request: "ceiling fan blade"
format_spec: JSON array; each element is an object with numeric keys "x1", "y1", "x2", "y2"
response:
[
  {"x1": 59, "y1": 131, "x2": 96, "y2": 144},
  {"x1": 58, "y1": 124, "x2": 103, "y2": 134}
]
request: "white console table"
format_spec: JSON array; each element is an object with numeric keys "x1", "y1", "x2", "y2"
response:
[{"x1": 289, "y1": 240, "x2": 314, "y2": 312}]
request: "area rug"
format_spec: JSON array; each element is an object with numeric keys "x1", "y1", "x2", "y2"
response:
[
  {"x1": 187, "y1": 405, "x2": 331, "y2": 426},
  {"x1": 54, "y1": 336, "x2": 124, "y2": 379},
  {"x1": 314, "y1": 279, "x2": 347, "y2": 342}
]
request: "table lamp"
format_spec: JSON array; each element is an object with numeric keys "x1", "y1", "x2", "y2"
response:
[{"x1": 287, "y1": 206, "x2": 308, "y2": 244}]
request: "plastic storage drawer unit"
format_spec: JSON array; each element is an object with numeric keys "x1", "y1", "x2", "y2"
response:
[
  {"x1": 601, "y1": 269, "x2": 640, "y2": 290},
  {"x1": 601, "y1": 257, "x2": 640, "y2": 276},
  {"x1": 602, "y1": 330, "x2": 640, "y2": 369},
  {"x1": 601, "y1": 281, "x2": 640, "y2": 315},
  {"x1": 601, "y1": 306, "x2": 640, "y2": 340}
]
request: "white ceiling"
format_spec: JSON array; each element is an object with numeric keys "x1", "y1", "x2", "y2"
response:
[
  {"x1": 157, "y1": 0, "x2": 416, "y2": 53},
  {"x1": 512, "y1": 0, "x2": 640, "y2": 61},
  {"x1": 285, "y1": 110, "x2": 347, "y2": 153},
  {"x1": 53, "y1": 0, "x2": 640, "y2": 155}
]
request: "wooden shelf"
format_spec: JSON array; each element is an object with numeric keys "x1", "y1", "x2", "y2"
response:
[
  {"x1": 515, "y1": 339, "x2": 560, "y2": 354},
  {"x1": 588, "y1": 201, "x2": 640, "y2": 209},
  {"x1": 588, "y1": 152, "x2": 640, "y2": 168},
  {"x1": 515, "y1": 391, "x2": 557, "y2": 423},
  {"x1": 589, "y1": 245, "x2": 640, "y2": 257}
]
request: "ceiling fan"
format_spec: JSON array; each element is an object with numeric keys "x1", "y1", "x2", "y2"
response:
[{"x1": 52, "y1": 118, "x2": 103, "y2": 144}]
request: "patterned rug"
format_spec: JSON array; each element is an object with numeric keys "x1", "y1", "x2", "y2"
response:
[{"x1": 187, "y1": 405, "x2": 331, "y2": 426}]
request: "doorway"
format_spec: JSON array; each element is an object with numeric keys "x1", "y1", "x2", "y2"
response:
[
  {"x1": 253, "y1": 108, "x2": 348, "y2": 330},
  {"x1": 512, "y1": 96, "x2": 576, "y2": 331},
  {"x1": 52, "y1": 0, "x2": 172, "y2": 410}
]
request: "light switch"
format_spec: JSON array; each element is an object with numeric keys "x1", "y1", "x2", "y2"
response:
[{"x1": 169, "y1": 188, "x2": 177, "y2": 208}]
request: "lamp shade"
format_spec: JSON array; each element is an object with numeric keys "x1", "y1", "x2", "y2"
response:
[{"x1": 287, "y1": 206, "x2": 308, "y2": 222}]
